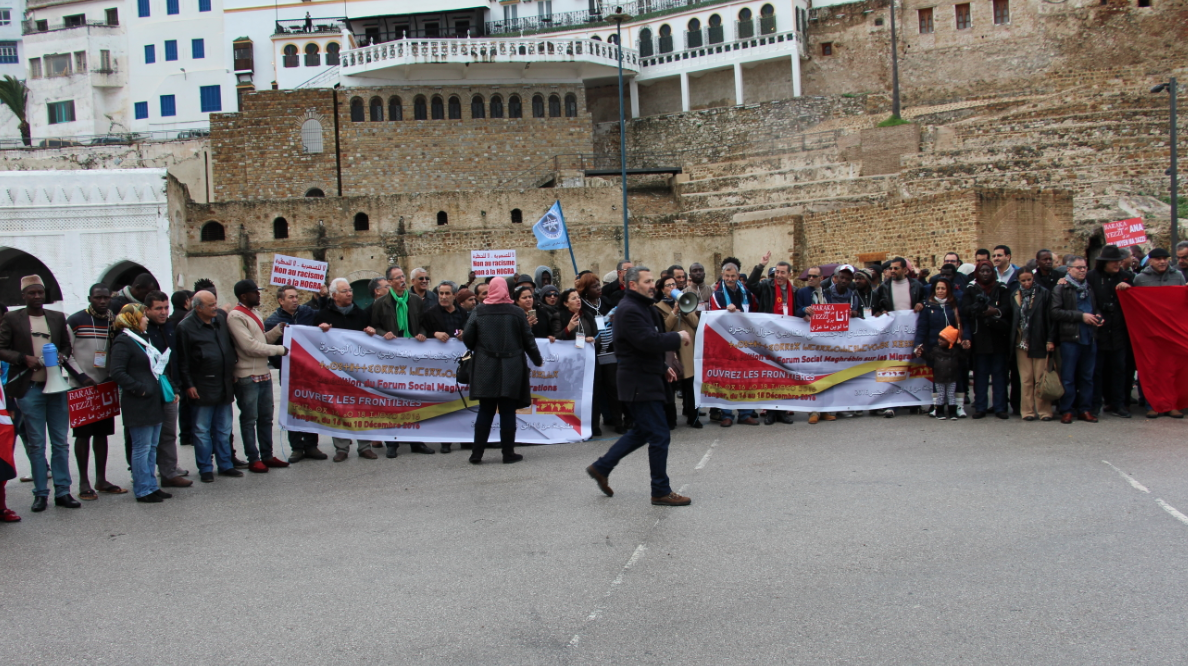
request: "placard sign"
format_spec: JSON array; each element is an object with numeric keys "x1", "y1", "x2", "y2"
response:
[
  {"x1": 270, "y1": 254, "x2": 329, "y2": 292},
  {"x1": 68, "y1": 382, "x2": 121, "y2": 428},
  {"x1": 810, "y1": 303, "x2": 851, "y2": 332},
  {"x1": 471, "y1": 250, "x2": 517, "y2": 278},
  {"x1": 1102, "y1": 218, "x2": 1148, "y2": 248}
]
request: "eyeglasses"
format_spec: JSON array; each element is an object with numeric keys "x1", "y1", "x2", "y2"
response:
[
  {"x1": 1069, "y1": 265, "x2": 1087, "y2": 271},
  {"x1": 417, "y1": 277, "x2": 429, "y2": 281}
]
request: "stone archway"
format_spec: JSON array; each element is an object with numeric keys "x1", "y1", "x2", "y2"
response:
[
  {"x1": 101, "y1": 260, "x2": 158, "y2": 294},
  {"x1": 0, "y1": 247, "x2": 63, "y2": 307}
]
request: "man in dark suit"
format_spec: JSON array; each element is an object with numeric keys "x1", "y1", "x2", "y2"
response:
[
  {"x1": 371, "y1": 266, "x2": 435, "y2": 456},
  {"x1": 0, "y1": 275, "x2": 87, "y2": 511},
  {"x1": 586, "y1": 266, "x2": 692, "y2": 507}
]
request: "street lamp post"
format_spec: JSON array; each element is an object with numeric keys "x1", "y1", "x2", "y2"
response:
[
  {"x1": 607, "y1": 7, "x2": 632, "y2": 261},
  {"x1": 889, "y1": 0, "x2": 901, "y2": 118},
  {"x1": 1151, "y1": 78, "x2": 1178, "y2": 248}
]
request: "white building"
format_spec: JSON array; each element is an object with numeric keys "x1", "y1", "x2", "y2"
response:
[
  {"x1": 22, "y1": 0, "x2": 225, "y2": 142},
  {"x1": 0, "y1": 168, "x2": 173, "y2": 313},
  {"x1": 0, "y1": 0, "x2": 27, "y2": 140}
]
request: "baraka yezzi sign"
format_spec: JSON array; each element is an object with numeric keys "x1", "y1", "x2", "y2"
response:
[
  {"x1": 270, "y1": 254, "x2": 329, "y2": 292},
  {"x1": 1102, "y1": 218, "x2": 1147, "y2": 248}
]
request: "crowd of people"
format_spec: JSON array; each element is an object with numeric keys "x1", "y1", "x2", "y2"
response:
[{"x1": 1, "y1": 239, "x2": 1185, "y2": 519}]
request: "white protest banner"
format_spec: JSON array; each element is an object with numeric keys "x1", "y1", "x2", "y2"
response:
[
  {"x1": 270, "y1": 254, "x2": 329, "y2": 292},
  {"x1": 471, "y1": 249, "x2": 517, "y2": 277},
  {"x1": 694, "y1": 310, "x2": 932, "y2": 412},
  {"x1": 279, "y1": 326, "x2": 594, "y2": 443}
]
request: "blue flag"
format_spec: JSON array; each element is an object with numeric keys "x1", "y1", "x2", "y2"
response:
[{"x1": 532, "y1": 201, "x2": 570, "y2": 251}]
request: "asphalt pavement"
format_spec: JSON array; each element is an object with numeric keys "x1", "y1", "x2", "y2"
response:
[{"x1": 3, "y1": 408, "x2": 1188, "y2": 665}]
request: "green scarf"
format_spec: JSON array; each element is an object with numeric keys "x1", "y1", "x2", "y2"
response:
[{"x1": 389, "y1": 288, "x2": 410, "y2": 337}]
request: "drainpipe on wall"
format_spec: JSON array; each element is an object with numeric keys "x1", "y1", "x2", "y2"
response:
[{"x1": 332, "y1": 87, "x2": 343, "y2": 196}]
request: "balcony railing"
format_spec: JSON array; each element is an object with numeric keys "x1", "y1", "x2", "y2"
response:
[
  {"x1": 486, "y1": 0, "x2": 741, "y2": 36},
  {"x1": 22, "y1": 19, "x2": 119, "y2": 35},
  {"x1": 639, "y1": 29, "x2": 798, "y2": 71},
  {"x1": 340, "y1": 37, "x2": 639, "y2": 75},
  {"x1": 274, "y1": 17, "x2": 347, "y2": 35}
]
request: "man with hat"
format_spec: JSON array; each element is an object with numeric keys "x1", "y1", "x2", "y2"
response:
[
  {"x1": 1085, "y1": 245, "x2": 1135, "y2": 418},
  {"x1": 228, "y1": 279, "x2": 290, "y2": 474},
  {"x1": 0, "y1": 275, "x2": 86, "y2": 510},
  {"x1": 1133, "y1": 248, "x2": 1186, "y2": 287}
]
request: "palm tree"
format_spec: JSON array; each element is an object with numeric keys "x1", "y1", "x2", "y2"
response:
[{"x1": 0, "y1": 75, "x2": 30, "y2": 146}]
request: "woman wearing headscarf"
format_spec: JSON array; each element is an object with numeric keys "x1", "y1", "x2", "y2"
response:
[
  {"x1": 1009, "y1": 267, "x2": 1056, "y2": 421},
  {"x1": 462, "y1": 279, "x2": 543, "y2": 464},
  {"x1": 108, "y1": 304, "x2": 174, "y2": 503}
]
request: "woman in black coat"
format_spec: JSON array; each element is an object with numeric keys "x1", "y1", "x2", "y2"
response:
[
  {"x1": 462, "y1": 279, "x2": 543, "y2": 464},
  {"x1": 960, "y1": 262, "x2": 1013, "y2": 418},
  {"x1": 514, "y1": 285, "x2": 559, "y2": 341},
  {"x1": 108, "y1": 304, "x2": 173, "y2": 503}
]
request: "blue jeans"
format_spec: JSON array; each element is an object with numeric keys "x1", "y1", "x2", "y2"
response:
[
  {"x1": 592, "y1": 401, "x2": 671, "y2": 498},
  {"x1": 973, "y1": 353, "x2": 1008, "y2": 414},
  {"x1": 17, "y1": 383, "x2": 71, "y2": 498},
  {"x1": 234, "y1": 376, "x2": 275, "y2": 462},
  {"x1": 1059, "y1": 341, "x2": 1097, "y2": 415},
  {"x1": 130, "y1": 423, "x2": 162, "y2": 498},
  {"x1": 721, "y1": 409, "x2": 755, "y2": 421},
  {"x1": 192, "y1": 403, "x2": 234, "y2": 474}
]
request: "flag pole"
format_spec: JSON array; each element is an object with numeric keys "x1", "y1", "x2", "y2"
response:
[{"x1": 558, "y1": 201, "x2": 579, "y2": 275}]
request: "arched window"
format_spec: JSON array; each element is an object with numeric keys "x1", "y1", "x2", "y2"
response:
[
  {"x1": 431, "y1": 96, "x2": 444, "y2": 120},
  {"x1": 548, "y1": 94, "x2": 561, "y2": 118},
  {"x1": 659, "y1": 25, "x2": 673, "y2": 53},
  {"x1": 448, "y1": 96, "x2": 461, "y2": 120},
  {"x1": 564, "y1": 93, "x2": 578, "y2": 117},
  {"x1": 436, "y1": 211, "x2": 448, "y2": 226},
  {"x1": 607, "y1": 34, "x2": 618, "y2": 45},
  {"x1": 350, "y1": 97, "x2": 364, "y2": 122},
  {"x1": 354, "y1": 212, "x2": 369, "y2": 231},
  {"x1": 508, "y1": 95, "x2": 522, "y2": 118},
  {"x1": 283, "y1": 44, "x2": 298, "y2": 67},
  {"x1": 305, "y1": 188, "x2": 325, "y2": 197},
  {"x1": 638, "y1": 27, "x2": 654, "y2": 57},
  {"x1": 760, "y1": 3, "x2": 776, "y2": 34},
  {"x1": 708, "y1": 14, "x2": 724, "y2": 44},
  {"x1": 532, "y1": 94, "x2": 545, "y2": 118},
  {"x1": 591, "y1": 35, "x2": 602, "y2": 41},
  {"x1": 326, "y1": 42, "x2": 340, "y2": 65},
  {"x1": 687, "y1": 18, "x2": 702, "y2": 48},
  {"x1": 201, "y1": 221, "x2": 225, "y2": 241},
  {"x1": 369, "y1": 96, "x2": 383, "y2": 122},
  {"x1": 388, "y1": 96, "x2": 402, "y2": 121},
  {"x1": 273, "y1": 217, "x2": 289, "y2": 239},
  {"x1": 738, "y1": 8, "x2": 754, "y2": 38},
  {"x1": 304, "y1": 43, "x2": 320, "y2": 66},
  {"x1": 490, "y1": 95, "x2": 504, "y2": 119},
  {"x1": 414, "y1": 95, "x2": 427, "y2": 120},
  {"x1": 300, "y1": 118, "x2": 323, "y2": 153},
  {"x1": 471, "y1": 95, "x2": 485, "y2": 119},
  {"x1": 511, "y1": 208, "x2": 523, "y2": 224}
]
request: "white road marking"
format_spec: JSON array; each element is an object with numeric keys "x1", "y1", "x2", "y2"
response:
[
  {"x1": 1156, "y1": 499, "x2": 1188, "y2": 527},
  {"x1": 1103, "y1": 461, "x2": 1150, "y2": 493},
  {"x1": 695, "y1": 438, "x2": 719, "y2": 470}
]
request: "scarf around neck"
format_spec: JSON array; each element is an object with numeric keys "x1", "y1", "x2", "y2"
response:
[
  {"x1": 389, "y1": 288, "x2": 410, "y2": 336},
  {"x1": 123, "y1": 330, "x2": 170, "y2": 380},
  {"x1": 1017, "y1": 286, "x2": 1035, "y2": 348},
  {"x1": 1065, "y1": 274, "x2": 1090, "y2": 300},
  {"x1": 721, "y1": 282, "x2": 749, "y2": 311}
]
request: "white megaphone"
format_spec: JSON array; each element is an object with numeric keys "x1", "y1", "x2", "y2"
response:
[
  {"x1": 40, "y1": 343, "x2": 73, "y2": 394},
  {"x1": 670, "y1": 288, "x2": 699, "y2": 314}
]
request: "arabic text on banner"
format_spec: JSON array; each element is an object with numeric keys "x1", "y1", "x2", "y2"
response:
[
  {"x1": 68, "y1": 382, "x2": 121, "y2": 428},
  {"x1": 694, "y1": 311, "x2": 932, "y2": 412},
  {"x1": 470, "y1": 250, "x2": 518, "y2": 278},
  {"x1": 279, "y1": 326, "x2": 594, "y2": 443},
  {"x1": 270, "y1": 254, "x2": 329, "y2": 292}
]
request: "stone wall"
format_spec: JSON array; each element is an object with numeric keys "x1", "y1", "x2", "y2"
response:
[
  {"x1": 858, "y1": 123, "x2": 920, "y2": 176},
  {"x1": 210, "y1": 84, "x2": 595, "y2": 201}
]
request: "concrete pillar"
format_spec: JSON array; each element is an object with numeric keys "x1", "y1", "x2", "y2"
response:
[
  {"x1": 734, "y1": 62, "x2": 744, "y2": 105},
  {"x1": 629, "y1": 78, "x2": 640, "y2": 119},
  {"x1": 680, "y1": 72, "x2": 690, "y2": 112},
  {"x1": 791, "y1": 53, "x2": 802, "y2": 98}
]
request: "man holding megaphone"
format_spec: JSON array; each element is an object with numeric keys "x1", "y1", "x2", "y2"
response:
[{"x1": 0, "y1": 275, "x2": 90, "y2": 512}]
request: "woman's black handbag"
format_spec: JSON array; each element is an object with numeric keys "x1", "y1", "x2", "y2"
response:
[{"x1": 456, "y1": 349, "x2": 474, "y2": 385}]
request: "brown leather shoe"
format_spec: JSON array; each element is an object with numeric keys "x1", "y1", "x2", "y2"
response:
[
  {"x1": 333, "y1": 451, "x2": 348, "y2": 462},
  {"x1": 1147, "y1": 410, "x2": 1161, "y2": 419},
  {"x1": 586, "y1": 465, "x2": 613, "y2": 497},
  {"x1": 651, "y1": 492, "x2": 691, "y2": 507},
  {"x1": 1078, "y1": 411, "x2": 1099, "y2": 423},
  {"x1": 161, "y1": 476, "x2": 193, "y2": 488},
  {"x1": 1060, "y1": 413, "x2": 1074, "y2": 424},
  {"x1": 808, "y1": 412, "x2": 820, "y2": 424},
  {"x1": 821, "y1": 414, "x2": 837, "y2": 421},
  {"x1": 738, "y1": 417, "x2": 761, "y2": 425},
  {"x1": 1170, "y1": 410, "x2": 1185, "y2": 419},
  {"x1": 358, "y1": 449, "x2": 379, "y2": 459}
]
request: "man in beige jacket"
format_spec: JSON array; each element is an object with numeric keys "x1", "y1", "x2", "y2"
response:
[{"x1": 228, "y1": 280, "x2": 289, "y2": 474}]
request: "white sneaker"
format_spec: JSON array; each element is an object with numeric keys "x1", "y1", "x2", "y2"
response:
[
  {"x1": 880, "y1": 409, "x2": 896, "y2": 418},
  {"x1": 955, "y1": 405, "x2": 968, "y2": 419}
]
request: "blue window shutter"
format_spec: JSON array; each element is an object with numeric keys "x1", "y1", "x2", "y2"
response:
[
  {"x1": 160, "y1": 95, "x2": 176, "y2": 117},
  {"x1": 192, "y1": 39, "x2": 205, "y2": 59},
  {"x1": 144, "y1": 44, "x2": 155, "y2": 64},
  {"x1": 200, "y1": 85, "x2": 222, "y2": 113},
  {"x1": 138, "y1": 0, "x2": 150, "y2": 17},
  {"x1": 199, "y1": 0, "x2": 211, "y2": 11},
  {"x1": 164, "y1": 40, "x2": 177, "y2": 61},
  {"x1": 167, "y1": 0, "x2": 178, "y2": 14},
  {"x1": 135, "y1": 102, "x2": 149, "y2": 119}
]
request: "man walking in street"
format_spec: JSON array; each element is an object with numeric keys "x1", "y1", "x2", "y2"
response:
[
  {"x1": 176, "y1": 291, "x2": 240, "y2": 482},
  {"x1": 1050, "y1": 257, "x2": 1104, "y2": 424},
  {"x1": 586, "y1": 266, "x2": 692, "y2": 506},
  {"x1": 372, "y1": 266, "x2": 436, "y2": 457},
  {"x1": 264, "y1": 285, "x2": 327, "y2": 462},
  {"x1": 228, "y1": 280, "x2": 290, "y2": 474}
]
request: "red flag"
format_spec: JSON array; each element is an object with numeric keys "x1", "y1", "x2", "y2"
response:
[{"x1": 1118, "y1": 286, "x2": 1188, "y2": 413}]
